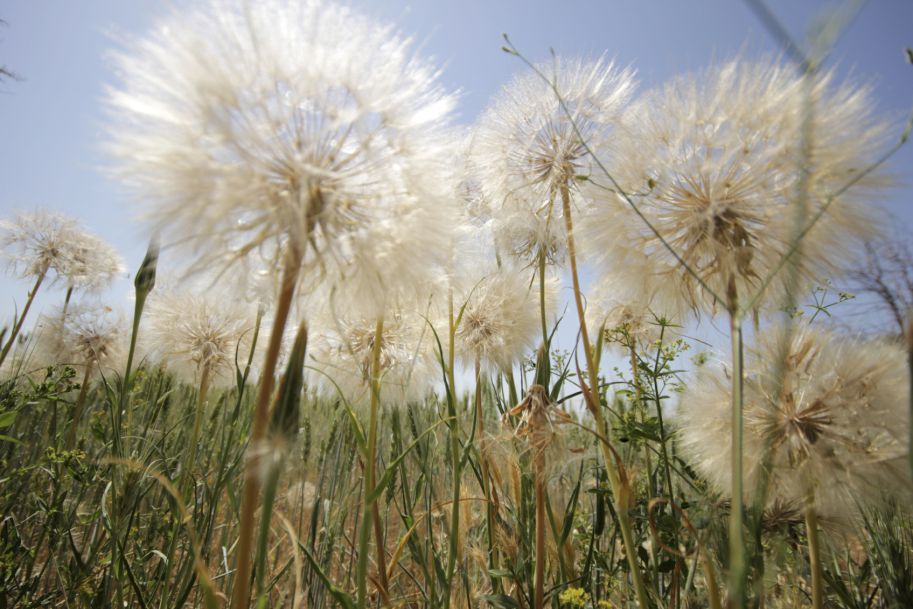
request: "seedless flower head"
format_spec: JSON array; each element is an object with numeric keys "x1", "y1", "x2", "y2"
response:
[
  {"x1": 583, "y1": 58, "x2": 890, "y2": 316},
  {"x1": 0, "y1": 210, "x2": 124, "y2": 292},
  {"x1": 471, "y1": 57, "x2": 636, "y2": 264},
  {"x1": 676, "y1": 325, "x2": 911, "y2": 522},
  {"x1": 145, "y1": 286, "x2": 257, "y2": 387},
  {"x1": 106, "y1": 0, "x2": 459, "y2": 317}
]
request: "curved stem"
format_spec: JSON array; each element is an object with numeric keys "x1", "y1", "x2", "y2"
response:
[
  {"x1": 560, "y1": 182, "x2": 650, "y2": 608},
  {"x1": 0, "y1": 269, "x2": 46, "y2": 368},
  {"x1": 230, "y1": 254, "x2": 301, "y2": 609}
]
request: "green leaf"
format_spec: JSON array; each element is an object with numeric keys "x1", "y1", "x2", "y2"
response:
[
  {"x1": 367, "y1": 419, "x2": 444, "y2": 504},
  {"x1": 299, "y1": 542, "x2": 356, "y2": 609},
  {"x1": 0, "y1": 410, "x2": 16, "y2": 428},
  {"x1": 559, "y1": 462, "x2": 584, "y2": 546}
]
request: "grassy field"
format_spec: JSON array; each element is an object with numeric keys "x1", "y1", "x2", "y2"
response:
[{"x1": 2, "y1": 1, "x2": 912, "y2": 608}]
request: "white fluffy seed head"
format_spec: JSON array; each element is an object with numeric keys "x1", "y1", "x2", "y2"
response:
[
  {"x1": 106, "y1": 0, "x2": 459, "y2": 318},
  {"x1": 308, "y1": 308, "x2": 437, "y2": 408},
  {"x1": 455, "y1": 262, "x2": 556, "y2": 371},
  {"x1": 33, "y1": 302, "x2": 127, "y2": 377},
  {"x1": 144, "y1": 285, "x2": 258, "y2": 387},
  {"x1": 0, "y1": 210, "x2": 125, "y2": 292},
  {"x1": 676, "y1": 325, "x2": 912, "y2": 522},
  {"x1": 583, "y1": 58, "x2": 891, "y2": 318},
  {"x1": 471, "y1": 56, "x2": 636, "y2": 265},
  {"x1": 585, "y1": 274, "x2": 681, "y2": 352}
]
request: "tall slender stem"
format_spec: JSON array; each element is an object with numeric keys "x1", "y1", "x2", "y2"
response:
[
  {"x1": 538, "y1": 247, "x2": 549, "y2": 348},
  {"x1": 476, "y1": 356, "x2": 501, "y2": 594},
  {"x1": 534, "y1": 450, "x2": 546, "y2": 609},
  {"x1": 907, "y1": 315, "x2": 913, "y2": 479},
  {"x1": 805, "y1": 501, "x2": 823, "y2": 609},
  {"x1": 559, "y1": 182, "x2": 649, "y2": 608},
  {"x1": 357, "y1": 317, "x2": 388, "y2": 609},
  {"x1": 230, "y1": 254, "x2": 301, "y2": 609},
  {"x1": 0, "y1": 269, "x2": 46, "y2": 368},
  {"x1": 66, "y1": 363, "x2": 94, "y2": 450},
  {"x1": 728, "y1": 314, "x2": 747, "y2": 609},
  {"x1": 369, "y1": 319, "x2": 390, "y2": 605},
  {"x1": 181, "y1": 361, "x2": 212, "y2": 497},
  {"x1": 443, "y1": 289, "x2": 462, "y2": 609}
]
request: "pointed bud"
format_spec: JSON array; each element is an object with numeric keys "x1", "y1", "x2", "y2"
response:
[
  {"x1": 270, "y1": 321, "x2": 308, "y2": 441},
  {"x1": 134, "y1": 239, "x2": 159, "y2": 299}
]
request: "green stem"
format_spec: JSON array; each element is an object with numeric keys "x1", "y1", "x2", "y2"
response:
[
  {"x1": 476, "y1": 356, "x2": 501, "y2": 595},
  {"x1": 370, "y1": 318, "x2": 391, "y2": 606},
  {"x1": 728, "y1": 314, "x2": 747, "y2": 609},
  {"x1": 559, "y1": 182, "x2": 650, "y2": 608},
  {"x1": 120, "y1": 288, "x2": 148, "y2": 457},
  {"x1": 907, "y1": 317, "x2": 913, "y2": 479},
  {"x1": 538, "y1": 246, "x2": 549, "y2": 348},
  {"x1": 66, "y1": 363, "x2": 94, "y2": 450},
  {"x1": 181, "y1": 361, "x2": 212, "y2": 497},
  {"x1": 805, "y1": 502, "x2": 823, "y2": 609},
  {"x1": 534, "y1": 453, "x2": 546, "y2": 609},
  {"x1": 254, "y1": 458, "x2": 283, "y2": 605},
  {"x1": 0, "y1": 269, "x2": 46, "y2": 368},
  {"x1": 444, "y1": 291, "x2": 462, "y2": 609},
  {"x1": 651, "y1": 325, "x2": 677, "y2": 508},
  {"x1": 357, "y1": 317, "x2": 387, "y2": 609}
]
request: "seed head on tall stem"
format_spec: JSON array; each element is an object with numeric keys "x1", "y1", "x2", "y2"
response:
[
  {"x1": 0, "y1": 210, "x2": 124, "y2": 367},
  {"x1": 581, "y1": 58, "x2": 891, "y2": 318},
  {"x1": 678, "y1": 325, "x2": 912, "y2": 522},
  {"x1": 471, "y1": 56, "x2": 635, "y2": 265},
  {"x1": 105, "y1": 1, "x2": 459, "y2": 605}
]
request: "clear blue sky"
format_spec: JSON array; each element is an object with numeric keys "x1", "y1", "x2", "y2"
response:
[{"x1": 1, "y1": 0, "x2": 911, "y2": 335}]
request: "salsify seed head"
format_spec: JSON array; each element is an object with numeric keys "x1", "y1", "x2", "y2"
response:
[
  {"x1": 308, "y1": 308, "x2": 437, "y2": 408},
  {"x1": 583, "y1": 58, "x2": 892, "y2": 317},
  {"x1": 471, "y1": 56, "x2": 636, "y2": 264},
  {"x1": 106, "y1": 0, "x2": 459, "y2": 318},
  {"x1": 455, "y1": 262, "x2": 556, "y2": 371},
  {"x1": 33, "y1": 301, "x2": 127, "y2": 376},
  {"x1": 585, "y1": 274, "x2": 681, "y2": 351},
  {"x1": 144, "y1": 284, "x2": 258, "y2": 387},
  {"x1": 0, "y1": 209, "x2": 125, "y2": 292},
  {"x1": 676, "y1": 324, "x2": 912, "y2": 522}
]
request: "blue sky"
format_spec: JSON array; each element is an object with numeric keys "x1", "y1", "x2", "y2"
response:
[{"x1": 1, "y1": 0, "x2": 911, "y2": 342}]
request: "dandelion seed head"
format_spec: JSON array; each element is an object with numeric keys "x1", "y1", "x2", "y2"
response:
[
  {"x1": 584, "y1": 59, "x2": 890, "y2": 315},
  {"x1": 676, "y1": 325, "x2": 912, "y2": 522},
  {"x1": 471, "y1": 57, "x2": 636, "y2": 264},
  {"x1": 0, "y1": 210, "x2": 125, "y2": 292},
  {"x1": 106, "y1": 0, "x2": 459, "y2": 317}
]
